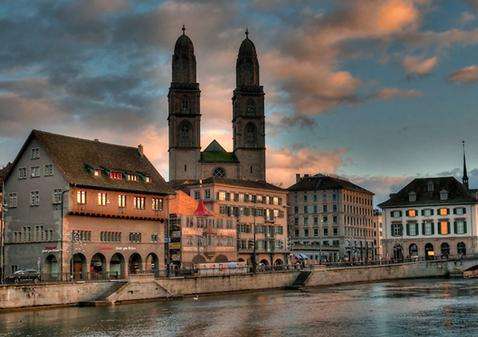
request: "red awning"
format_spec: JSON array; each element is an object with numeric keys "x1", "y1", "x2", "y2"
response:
[{"x1": 194, "y1": 200, "x2": 213, "y2": 217}]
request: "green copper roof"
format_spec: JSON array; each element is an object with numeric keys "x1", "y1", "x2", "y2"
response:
[{"x1": 200, "y1": 140, "x2": 238, "y2": 163}]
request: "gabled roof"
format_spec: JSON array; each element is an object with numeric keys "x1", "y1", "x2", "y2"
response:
[
  {"x1": 7, "y1": 130, "x2": 174, "y2": 195},
  {"x1": 288, "y1": 174, "x2": 373, "y2": 195},
  {"x1": 200, "y1": 140, "x2": 238, "y2": 163},
  {"x1": 173, "y1": 177, "x2": 284, "y2": 192},
  {"x1": 378, "y1": 176, "x2": 476, "y2": 208},
  {"x1": 194, "y1": 199, "x2": 214, "y2": 217},
  {"x1": 0, "y1": 162, "x2": 12, "y2": 187}
]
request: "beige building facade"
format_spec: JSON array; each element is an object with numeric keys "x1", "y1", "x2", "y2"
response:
[{"x1": 176, "y1": 178, "x2": 289, "y2": 267}]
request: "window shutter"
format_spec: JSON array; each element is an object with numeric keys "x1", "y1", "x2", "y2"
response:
[
  {"x1": 431, "y1": 223, "x2": 435, "y2": 235},
  {"x1": 447, "y1": 222, "x2": 451, "y2": 235},
  {"x1": 437, "y1": 222, "x2": 441, "y2": 234},
  {"x1": 421, "y1": 209, "x2": 424, "y2": 216},
  {"x1": 415, "y1": 223, "x2": 419, "y2": 235},
  {"x1": 422, "y1": 222, "x2": 425, "y2": 235},
  {"x1": 463, "y1": 208, "x2": 467, "y2": 214},
  {"x1": 431, "y1": 209, "x2": 434, "y2": 216},
  {"x1": 406, "y1": 223, "x2": 410, "y2": 236},
  {"x1": 464, "y1": 221, "x2": 468, "y2": 233},
  {"x1": 454, "y1": 221, "x2": 457, "y2": 234},
  {"x1": 453, "y1": 208, "x2": 457, "y2": 215}
]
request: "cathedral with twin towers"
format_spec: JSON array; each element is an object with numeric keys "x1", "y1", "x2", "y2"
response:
[{"x1": 168, "y1": 27, "x2": 266, "y2": 182}]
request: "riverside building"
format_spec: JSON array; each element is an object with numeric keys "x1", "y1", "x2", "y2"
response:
[
  {"x1": 167, "y1": 190, "x2": 237, "y2": 268},
  {"x1": 175, "y1": 178, "x2": 289, "y2": 267},
  {"x1": 379, "y1": 146, "x2": 478, "y2": 260},
  {"x1": 288, "y1": 174, "x2": 375, "y2": 262},
  {"x1": 2, "y1": 130, "x2": 173, "y2": 280}
]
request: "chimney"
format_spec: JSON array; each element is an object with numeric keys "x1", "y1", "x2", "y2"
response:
[
  {"x1": 296, "y1": 173, "x2": 301, "y2": 182},
  {"x1": 138, "y1": 144, "x2": 144, "y2": 157}
]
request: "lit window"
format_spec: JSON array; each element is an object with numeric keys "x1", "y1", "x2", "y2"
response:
[
  {"x1": 134, "y1": 196, "x2": 145, "y2": 209},
  {"x1": 94, "y1": 169, "x2": 101, "y2": 177},
  {"x1": 440, "y1": 220, "x2": 449, "y2": 235},
  {"x1": 77, "y1": 190, "x2": 86, "y2": 204},
  {"x1": 145, "y1": 176, "x2": 151, "y2": 183},
  {"x1": 407, "y1": 209, "x2": 417, "y2": 217},
  {"x1": 439, "y1": 208, "x2": 449, "y2": 216},
  {"x1": 118, "y1": 195, "x2": 126, "y2": 208},
  {"x1": 97, "y1": 192, "x2": 107, "y2": 206},
  {"x1": 152, "y1": 198, "x2": 163, "y2": 211},
  {"x1": 127, "y1": 174, "x2": 138, "y2": 182},
  {"x1": 109, "y1": 171, "x2": 122, "y2": 180}
]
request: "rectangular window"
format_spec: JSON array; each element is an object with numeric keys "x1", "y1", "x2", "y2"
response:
[
  {"x1": 455, "y1": 220, "x2": 467, "y2": 234},
  {"x1": 77, "y1": 190, "x2": 86, "y2": 204},
  {"x1": 391, "y1": 223, "x2": 403, "y2": 237},
  {"x1": 423, "y1": 221, "x2": 434, "y2": 235},
  {"x1": 52, "y1": 189, "x2": 62, "y2": 204},
  {"x1": 151, "y1": 234, "x2": 158, "y2": 243},
  {"x1": 118, "y1": 194, "x2": 126, "y2": 208},
  {"x1": 303, "y1": 194, "x2": 307, "y2": 202},
  {"x1": 97, "y1": 192, "x2": 107, "y2": 206},
  {"x1": 8, "y1": 193, "x2": 17, "y2": 208},
  {"x1": 333, "y1": 227, "x2": 338, "y2": 236},
  {"x1": 323, "y1": 205, "x2": 328, "y2": 213},
  {"x1": 218, "y1": 191, "x2": 226, "y2": 201},
  {"x1": 438, "y1": 208, "x2": 449, "y2": 216},
  {"x1": 454, "y1": 207, "x2": 466, "y2": 215},
  {"x1": 31, "y1": 148, "x2": 40, "y2": 159},
  {"x1": 407, "y1": 209, "x2": 417, "y2": 217},
  {"x1": 126, "y1": 174, "x2": 138, "y2": 181},
  {"x1": 134, "y1": 196, "x2": 145, "y2": 210},
  {"x1": 391, "y1": 210, "x2": 402, "y2": 218},
  {"x1": 439, "y1": 220, "x2": 449, "y2": 235},
  {"x1": 205, "y1": 189, "x2": 211, "y2": 200},
  {"x1": 304, "y1": 228, "x2": 309, "y2": 237},
  {"x1": 30, "y1": 166, "x2": 40, "y2": 178},
  {"x1": 422, "y1": 209, "x2": 434, "y2": 217},
  {"x1": 30, "y1": 191, "x2": 40, "y2": 206},
  {"x1": 44, "y1": 164, "x2": 53, "y2": 176},
  {"x1": 129, "y1": 232, "x2": 142, "y2": 243},
  {"x1": 322, "y1": 216, "x2": 328, "y2": 223},
  {"x1": 109, "y1": 171, "x2": 123, "y2": 180},
  {"x1": 323, "y1": 227, "x2": 329, "y2": 236},
  {"x1": 314, "y1": 228, "x2": 319, "y2": 236},
  {"x1": 194, "y1": 191, "x2": 200, "y2": 200},
  {"x1": 18, "y1": 167, "x2": 27, "y2": 179},
  {"x1": 407, "y1": 222, "x2": 418, "y2": 236},
  {"x1": 152, "y1": 198, "x2": 163, "y2": 211}
]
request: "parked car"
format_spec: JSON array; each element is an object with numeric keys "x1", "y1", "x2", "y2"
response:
[{"x1": 5, "y1": 269, "x2": 40, "y2": 284}]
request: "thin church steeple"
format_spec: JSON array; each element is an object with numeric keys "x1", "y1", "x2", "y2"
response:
[{"x1": 462, "y1": 140, "x2": 469, "y2": 190}]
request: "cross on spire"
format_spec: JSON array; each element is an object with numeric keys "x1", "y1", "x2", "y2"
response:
[
  {"x1": 245, "y1": 28, "x2": 249, "y2": 39},
  {"x1": 182, "y1": 25, "x2": 186, "y2": 35}
]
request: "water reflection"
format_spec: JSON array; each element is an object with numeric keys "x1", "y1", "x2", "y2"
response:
[{"x1": 1, "y1": 278, "x2": 478, "y2": 337}]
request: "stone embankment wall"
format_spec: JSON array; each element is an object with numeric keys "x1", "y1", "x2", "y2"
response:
[
  {"x1": 0, "y1": 261, "x2": 452, "y2": 310},
  {"x1": 0, "y1": 281, "x2": 112, "y2": 310}
]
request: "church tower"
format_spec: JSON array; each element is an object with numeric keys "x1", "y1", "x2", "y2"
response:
[
  {"x1": 232, "y1": 30, "x2": 266, "y2": 181},
  {"x1": 168, "y1": 26, "x2": 201, "y2": 181}
]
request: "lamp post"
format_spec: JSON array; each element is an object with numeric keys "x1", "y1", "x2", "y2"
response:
[{"x1": 252, "y1": 197, "x2": 257, "y2": 274}]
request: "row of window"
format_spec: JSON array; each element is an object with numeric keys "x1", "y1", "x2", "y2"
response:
[
  {"x1": 292, "y1": 191, "x2": 372, "y2": 206},
  {"x1": 71, "y1": 230, "x2": 158, "y2": 243},
  {"x1": 18, "y1": 164, "x2": 54, "y2": 179},
  {"x1": 184, "y1": 235, "x2": 235, "y2": 247},
  {"x1": 391, "y1": 207, "x2": 467, "y2": 218},
  {"x1": 219, "y1": 205, "x2": 284, "y2": 219},
  {"x1": 91, "y1": 169, "x2": 151, "y2": 183},
  {"x1": 391, "y1": 220, "x2": 467, "y2": 237},
  {"x1": 292, "y1": 240, "x2": 340, "y2": 247},
  {"x1": 184, "y1": 217, "x2": 235, "y2": 229},
  {"x1": 237, "y1": 239, "x2": 285, "y2": 250},
  {"x1": 294, "y1": 227, "x2": 339, "y2": 238},
  {"x1": 100, "y1": 231, "x2": 121, "y2": 242},
  {"x1": 216, "y1": 191, "x2": 282, "y2": 205},
  {"x1": 11, "y1": 226, "x2": 54, "y2": 243},
  {"x1": 237, "y1": 224, "x2": 284, "y2": 235},
  {"x1": 293, "y1": 215, "x2": 338, "y2": 226},
  {"x1": 295, "y1": 192, "x2": 338, "y2": 203},
  {"x1": 76, "y1": 191, "x2": 164, "y2": 211}
]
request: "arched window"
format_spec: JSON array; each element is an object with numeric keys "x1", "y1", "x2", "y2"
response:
[
  {"x1": 178, "y1": 121, "x2": 192, "y2": 146},
  {"x1": 244, "y1": 123, "x2": 257, "y2": 147},
  {"x1": 212, "y1": 167, "x2": 226, "y2": 178},
  {"x1": 181, "y1": 97, "x2": 190, "y2": 114},
  {"x1": 246, "y1": 99, "x2": 255, "y2": 115},
  {"x1": 409, "y1": 243, "x2": 418, "y2": 257}
]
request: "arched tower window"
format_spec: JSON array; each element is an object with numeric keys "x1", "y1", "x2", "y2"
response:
[
  {"x1": 178, "y1": 120, "x2": 193, "y2": 147},
  {"x1": 213, "y1": 167, "x2": 226, "y2": 178},
  {"x1": 181, "y1": 97, "x2": 190, "y2": 114},
  {"x1": 244, "y1": 123, "x2": 257, "y2": 147},
  {"x1": 246, "y1": 99, "x2": 255, "y2": 115}
]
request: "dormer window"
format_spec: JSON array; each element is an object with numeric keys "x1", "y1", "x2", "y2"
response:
[
  {"x1": 127, "y1": 174, "x2": 138, "y2": 182},
  {"x1": 110, "y1": 171, "x2": 122, "y2": 180},
  {"x1": 93, "y1": 169, "x2": 101, "y2": 177},
  {"x1": 427, "y1": 181, "x2": 434, "y2": 192},
  {"x1": 408, "y1": 191, "x2": 416, "y2": 202},
  {"x1": 440, "y1": 189, "x2": 448, "y2": 201},
  {"x1": 144, "y1": 176, "x2": 151, "y2": 183}
]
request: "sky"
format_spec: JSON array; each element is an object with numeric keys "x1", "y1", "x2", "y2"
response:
[{"x1": 1, "y1": 0, "x2": 478, "y2": 204}]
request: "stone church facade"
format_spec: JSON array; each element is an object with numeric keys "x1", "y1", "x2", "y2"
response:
[{"x1": 168, "y1": 29, "x2": 266, "y2": 182}]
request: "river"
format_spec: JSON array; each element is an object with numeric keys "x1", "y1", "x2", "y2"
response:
[{"x1": 0, "y1": 278, "x2": 477, "y2": 337}]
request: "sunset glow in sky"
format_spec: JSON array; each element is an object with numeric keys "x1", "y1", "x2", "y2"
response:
[{"x1": 1, "y1": 0, "x2": 478, "y2": 203}]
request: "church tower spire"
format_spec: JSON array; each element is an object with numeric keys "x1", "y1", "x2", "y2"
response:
[
  {"x1": 232, "y1": 30, "x2": 266, "y2": 181},
  {"x1": 168, "y1": 26, "x2": 201, "y2": 181},
  {"x1": 463, "y1": 140, "x2": 469, "y2": 190}
]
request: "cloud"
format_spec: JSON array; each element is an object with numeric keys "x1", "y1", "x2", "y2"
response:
[
  {"x1": 447, "y1": 65, "x2": 478, "y2": 84},
  {"x1": 266, "y1": 146, "x2": 348, "y2": 187},
  {"x1": 373, "y1": 87, "x2": 422, "y2": 100},
  {"x1": 458, "y1": 11, "x2": 476, "y2": 25},
  {"x1": 402, "y1": 55, "x2": 438, "y2": 76},
  {"x1": 348, "y1": 175, "x2": 412, "y2": 204}
]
